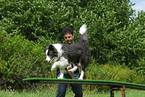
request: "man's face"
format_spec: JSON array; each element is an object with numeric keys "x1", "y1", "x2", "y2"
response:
[{"x1": 64, "y1": 33, "x2": 74, "y2": 44}]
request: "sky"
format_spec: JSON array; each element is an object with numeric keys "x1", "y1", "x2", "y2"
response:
[{"x1": 130, "y1": 0, "x2": 145, "y2": 16}]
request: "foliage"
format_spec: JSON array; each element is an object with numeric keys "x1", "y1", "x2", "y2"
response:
[
  {"x1": 105, "y1": 22, "x2": 145, "y2": 66},
  {"x1": 86, "y1": 58, "x2": 144, "y2": 84},
  {"x1": 0, "y1": 0, "x2": 75, "y2": 41},
  {"x1": 0, "y1": 0, "x2": 145, "y2": 89},
  {"x1": 0, "y1": 29, "x2": 52, "y2": 88},
  {"x1": 1, "y1": 0, "x2": 141, "y2": 66}
]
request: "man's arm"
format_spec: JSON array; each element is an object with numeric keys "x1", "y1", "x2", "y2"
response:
[{"x1": 67, "y1": 65, "x2": 75, "y2": 79}]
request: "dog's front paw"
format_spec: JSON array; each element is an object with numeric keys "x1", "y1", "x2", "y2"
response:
[
  {"x1": 57, "y1": 74, "x2": 64, "y2": 79},
  {"x1": 51, "y1": 66, "x2": 56, "y2": 71},
  {"x1": 57, "y1": 76, "x2": 63, "y2": 79},
  {"x1": 78, "y1": 76, "x2": 83, "y2": 80}
]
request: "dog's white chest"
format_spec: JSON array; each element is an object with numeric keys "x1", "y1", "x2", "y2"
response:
[{"x1": 51, "y1": 57, "x2": 69, "y2": 71}]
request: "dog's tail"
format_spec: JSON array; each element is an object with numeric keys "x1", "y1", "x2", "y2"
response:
[{"x1": 79, "y1": 24, "x2": 88, "y2": 44}]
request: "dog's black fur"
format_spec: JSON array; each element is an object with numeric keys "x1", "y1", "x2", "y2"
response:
[
  {"x1": 62, "y1": 42, "x2": 90, "y2": 71},
  {"x1": 43, "y1": 24, "x2": 90, "y2": 79}
]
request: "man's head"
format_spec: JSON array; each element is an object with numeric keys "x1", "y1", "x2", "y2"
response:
[{"x1": 62, "y1": 27, "x2": 74, "y2": 44}]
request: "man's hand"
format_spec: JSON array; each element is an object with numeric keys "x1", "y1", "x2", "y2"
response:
[
  {"x1": 67, "y1": 65, "x2": 75, "y2": 79},
  {"x1": 66, "y1": 65, "x2": 72, "y2": 70}
]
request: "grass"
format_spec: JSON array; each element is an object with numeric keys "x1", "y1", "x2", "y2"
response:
[{"x1": 0, "y1": 87, "x2": 145, "y2": 97}]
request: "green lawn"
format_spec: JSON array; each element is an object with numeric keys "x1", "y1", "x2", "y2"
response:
[{"x1": 0, "y1": 88, "x2": 145, "y2": 97}]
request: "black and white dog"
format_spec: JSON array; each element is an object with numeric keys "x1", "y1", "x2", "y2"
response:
[{"x1": 43, "y1": 24, "x2": 90, "y2": 79}]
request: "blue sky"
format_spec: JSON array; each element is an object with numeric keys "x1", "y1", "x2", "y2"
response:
[{"x1": 130, "y1": 0, "x2": 145, "y2": 16}]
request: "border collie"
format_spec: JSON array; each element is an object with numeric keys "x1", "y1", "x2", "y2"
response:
[{"x1": 43, "y1": 24, "x2": 90, "y2": 79}]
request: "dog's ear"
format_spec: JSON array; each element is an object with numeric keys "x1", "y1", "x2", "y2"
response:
[
  {"x1": 49, "y1": 44, "x2": 54, "y2": 50},
  {"x1": 42, "y1": 44, "x2": 52, "y2": 50},
  {"x1": 42, "y1": 47, "x2": 47, "y2": 50}
]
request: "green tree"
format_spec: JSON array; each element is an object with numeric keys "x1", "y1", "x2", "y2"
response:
[{"x1": 0, "y1": 0, "x2": 145, "y2": 89}]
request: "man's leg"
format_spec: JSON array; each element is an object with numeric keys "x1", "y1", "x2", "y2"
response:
[
  {"x1": 56, "y1": 84, "x2": 67, "y2": 97},
  {"x1": 71, "y1": 84, "x2": 83, "y2": 97}
]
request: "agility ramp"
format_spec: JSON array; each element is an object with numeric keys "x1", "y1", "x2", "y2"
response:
[{"x1": 23, "y1": 78, "x2": 145, "y2": 97}]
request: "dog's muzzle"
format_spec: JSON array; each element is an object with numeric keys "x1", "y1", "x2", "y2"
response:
[
  {"x1": 46, "y1": 56, "x2": 58, "y2": 63},
  {"x1": 46, "y1": 56, "x2": 51, "y2": 62}
]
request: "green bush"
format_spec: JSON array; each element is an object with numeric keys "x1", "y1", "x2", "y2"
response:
[
  {"x1": 0, "y1": 29, "x2": 52, "y2": 88},
  {"x1": 86, "y1": 58, "x2": 144, "y2": 84},
  {"x1": 84, "y1": 57, "x2": 144, "y2": 91},
  {"x1": 105, "y1": 23, "x2": 145, "y2": 67}
]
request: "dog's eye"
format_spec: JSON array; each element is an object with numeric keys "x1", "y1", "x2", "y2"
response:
[{"x1": 54, "y1": 52, "x2": 57, "y2": 56}]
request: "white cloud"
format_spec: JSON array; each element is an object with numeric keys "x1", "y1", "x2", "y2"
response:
[
  {"x1": 133, "y1": 1, "x2": 145, "y2": 11},
  {"x1": 130, "y1": 0, "x2": 145, "y2": 17},
  {"x1": 131, "y1": 0, "x2": 145, "y2": 12}
]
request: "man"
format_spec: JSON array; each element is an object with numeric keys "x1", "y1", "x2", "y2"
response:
[{"x1": 56, "y1": 27, "x2": 83, "y2": 97}]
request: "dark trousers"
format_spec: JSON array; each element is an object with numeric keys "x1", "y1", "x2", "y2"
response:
[{"x1": 56, "y1": 74, "x2": 83, "y2": 97}]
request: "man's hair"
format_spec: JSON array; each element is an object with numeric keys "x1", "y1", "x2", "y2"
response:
[{"x1": 62, "y1": 27, "x2": 74, "y2": 35}]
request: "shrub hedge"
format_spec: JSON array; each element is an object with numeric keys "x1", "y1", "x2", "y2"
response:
[
  {"x1": 0, "y1": 29, "x2": 52, "y2": 89},
  {"x1": 0, "y1": 0, "x2": 144, "y2": 89}
]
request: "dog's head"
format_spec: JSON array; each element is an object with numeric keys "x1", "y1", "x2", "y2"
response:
[{"x1": 43, "y1": 44, "x2": 63, "y2": 63}]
